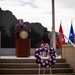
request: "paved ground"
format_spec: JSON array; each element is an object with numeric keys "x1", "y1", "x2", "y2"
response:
[{"x1": 0, "y1": 55, "x2": 61, "y2": 59}]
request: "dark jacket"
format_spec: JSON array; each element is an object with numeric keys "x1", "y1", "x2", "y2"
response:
[{"x1": 15, "y1": 24, "x2": 28, "y2": 29}]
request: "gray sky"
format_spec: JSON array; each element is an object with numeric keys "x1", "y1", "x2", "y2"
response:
[
  {"x1": 55, "y1": 0, "x2": 75, "y2": 37},
  {"x1": 0, "y1": 0, "x2": 75, "y2": 39}
]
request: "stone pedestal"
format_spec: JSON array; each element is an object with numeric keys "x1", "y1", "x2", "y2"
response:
[{"x1": 62, "y1": 44, "x2": 75, "y2": 72}]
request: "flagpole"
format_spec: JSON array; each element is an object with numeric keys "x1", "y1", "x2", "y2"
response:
[
  {"x1": 60, "y1": 20, "x2": 62, "y2": 50},
  {"x1": 52, "y1": 0, "x2": 56, "y2": 50}
]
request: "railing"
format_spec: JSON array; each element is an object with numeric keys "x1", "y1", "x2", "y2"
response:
[{"x1": 64, "y1": 34, "x2": 75, "y2": 48}]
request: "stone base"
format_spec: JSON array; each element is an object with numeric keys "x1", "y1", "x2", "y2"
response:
[{"x1": 0, "y1": 48, "x2": 36, "y2": 56}]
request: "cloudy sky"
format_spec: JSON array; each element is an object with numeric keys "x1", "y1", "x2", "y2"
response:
[{"x1": 0, "y1": 0, "x2": 75, "y2": 38}]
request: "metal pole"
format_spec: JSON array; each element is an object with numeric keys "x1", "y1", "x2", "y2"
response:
[
  {"x1": 38, "y1": 65, "x2": 40, "y2": 75},
  {"x1": 52, "y1": 0, "x2": 56, "y2": 50},
  {"x1": 50, "y1": 67, "x2": 52, "y2": 75}
]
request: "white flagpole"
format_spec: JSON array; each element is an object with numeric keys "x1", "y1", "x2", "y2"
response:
[{"x1": 52, "y1": 0, "x2": 56, "y2": 50}]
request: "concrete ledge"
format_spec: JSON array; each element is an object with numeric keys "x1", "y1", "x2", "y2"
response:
[{"x1": 0, "y1": 48, "x2": 36, "y2": 56}]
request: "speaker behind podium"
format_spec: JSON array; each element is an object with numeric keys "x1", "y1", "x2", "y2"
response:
[{"x1": 15, "y1": 28, "x2": 31, "y2": 57}]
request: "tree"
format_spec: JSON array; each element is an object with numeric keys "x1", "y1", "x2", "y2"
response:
[
  {"x1": 0, "y1": 26, "x2": 11, "y2": 48},
  {"x1": 9, "y1": 25, "x2": 15, "y2": 48}
]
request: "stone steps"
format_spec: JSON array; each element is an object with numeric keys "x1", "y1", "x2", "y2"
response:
[
  {"x1": 0, "y1": 74, "x2": 75, "y2": 75},
  {"x1": 0, "y1": 68, "x2": 73, "y2": 74},
  {"x1": 0, "y1": 63, "x2": 69, "y2": 68},
  {"x1": 0, "y1": 58, "x2": 65, "y2": 63},
  {"x1": 0, "y1": 58, "x2": 74, "y2": 75}
]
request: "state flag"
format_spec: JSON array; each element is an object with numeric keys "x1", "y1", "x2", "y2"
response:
[{"x1": 56, "y1": 22, "x2": 66, "y2": 48}]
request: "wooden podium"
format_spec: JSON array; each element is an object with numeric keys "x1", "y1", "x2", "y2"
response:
[{"x1": 15, "y1": 28, "x2": 31, "y2": 57}]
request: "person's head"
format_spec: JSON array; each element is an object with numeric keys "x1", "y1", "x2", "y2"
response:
[{"x1": 19, "y1": 19, "x2": 24, "y2": 26}]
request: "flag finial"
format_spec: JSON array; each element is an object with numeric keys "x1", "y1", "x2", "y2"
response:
[
  {"x1": 71, "y1": 20, "x2": 73, "y2": 24},
  {"x1": 60, "y1": 20, "x2": 62, "y2": 22},
  {"x1": 60, "y1": 20, "x2": 62, "y2": 25}
]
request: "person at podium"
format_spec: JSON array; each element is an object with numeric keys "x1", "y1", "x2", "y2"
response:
[
  {"x1": 15, "y1": 19, "x2": 31, "y2": 57},
  {"x1": 15, "y1": 19, "x2": 28, "y2": 29},
  {"x1": 15, "y1": 19, "x2": 29, "y2": 38}
]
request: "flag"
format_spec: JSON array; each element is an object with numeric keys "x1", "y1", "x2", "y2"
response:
[
  {"x1": 56, "y1": 22, "x2": 66, "y2": 48},
  {"x1": 68, "y1": 23, "x2": 74, "y2": 43}
]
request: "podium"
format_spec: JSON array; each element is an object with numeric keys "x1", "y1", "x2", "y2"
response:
[{"x1": 15, "y1": 28, "x2": 31, "y2": 57}]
